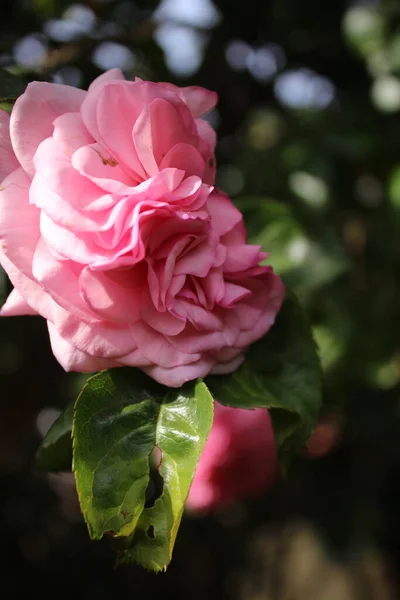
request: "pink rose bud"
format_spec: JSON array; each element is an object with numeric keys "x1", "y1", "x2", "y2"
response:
[
  {"x1": 187, "y1": 402, "x2": 278, "y2": 512},
  {"x1": 0, "y1": 70, "x2": 284, "y2": 387}
]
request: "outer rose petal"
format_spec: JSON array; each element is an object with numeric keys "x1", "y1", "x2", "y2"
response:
[
  {"x1": 131, "y1": 320, "x2": 202, "y2": 368},
  {"x1": 0, "y1": 168, "x2": 40, "y2": 277},
  {"x1": 11, "y1": 82, "x2": 86, "y2": 176},
  {"x1": 0, "y1": 109, "x2": 19, "y2": 180},
  {"x1": 143, "y1": 357, "x2": 214, "y2": 387},
  {"x1": 0, "y1": 249, "x2": 56, "y2": 321},
  {"x1": 159, "y1": 82, "x2": 218, "y2": 117},
  {"x1": 0, "y1": 288, "x2": 37, "y2": 316},
  {"x1": 88, "y1": 67, "x2": 125, "y2": 92},
  {"x1": 48, "y1": 322, "x2": 120, "y2": 372}
]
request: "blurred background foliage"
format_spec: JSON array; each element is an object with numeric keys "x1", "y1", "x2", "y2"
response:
[{"x1": 1, "y1": 0, "x2": 400, "y2": 598}]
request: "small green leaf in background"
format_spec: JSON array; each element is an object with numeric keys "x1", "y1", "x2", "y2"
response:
[
  {"x1": 36, "y1": 402, "x2": 73, "y2": 471},
  {"x1": 206, "y1": 292, "x2": 322, "y2": 469},
  {"x1": 73, "y1": 369, "x2": 213, "y2": 572},
  {"x1": 0, "y1": 69, "x2": 27, "y2": 103},
  {"x1": 237, "y1": 198, "x2": 348, "y2": 297}
]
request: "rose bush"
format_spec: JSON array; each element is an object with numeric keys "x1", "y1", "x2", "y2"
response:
[
  {"x1": 187, "y1": 402, "x2": 278, "y2": 511},
  {"x1": 0, "y1": 69, "x2": 284, "y2": 386}
]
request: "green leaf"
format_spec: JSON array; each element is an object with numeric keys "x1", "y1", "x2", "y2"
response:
[
  {"x1": 0, "y1": 70, "x2": 27, "y2": 103},
  {"x1": 236, "y1": 198, "x2": 348, "y2": 296},
  {"x1": 36, "y1": 402, "x2": 73, "y2": 471},
  {"x1": 73, "y1": 369, "x2": 213, "y2": 572},
  {"x1": 206, "y1": 292, "x2": 322, "y2": 469}
]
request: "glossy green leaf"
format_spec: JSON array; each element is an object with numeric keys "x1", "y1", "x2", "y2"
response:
[
  {"x1": 206, "y1": 292, "x2": 322, "y2": 468},
  {"x1": 0, "y1": 70, "x2": 27, "y2": 103},
  {"x1": 36, "y1": 402, "x2": 73, "y2": 471},
  {"x1": 73, "y1": 369, "x2": 213, "y2": 571}
]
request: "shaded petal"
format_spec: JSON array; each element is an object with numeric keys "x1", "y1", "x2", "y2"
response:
[
  {"x1": 141, "y1": 294, "x2": 186, "y2": 335},
  {"x1": 143, "y1": 356, "x2": 214, "y2": 387},
  {"x1": 48, "y1": 321, "x2": 120, "y2": 372},
  {"x1": 0, "y1": 109, "x2": 19, "y2": 180},
  {"x1": 32, "y1": 238, "x2": 97, "y2": 320},
  {"x1": 132, "y1": 103, "x2": 158, "y2": 177},
  {"x1": 0, "y1": 288, "x2": 37, "y2": 316},
  {"x1": 71, "y1": 143, "x2": 133, "y2": 189},
  {"x1": 131, "y1": 320, "x2": 201, "y2": 368},
  {"x1": 223, "y1": 245, "x2": 262, "y2": 273},
  {"x1": 148, "y1": 98, "x2": 196, "y2": 165},
  {"x1": 88, "y1": 68, "x2": 125, "y2": 93},
  {"x1": 79, "y1": 265, "x2": 145, "y2": 324},
  {"x1": 52, "y1": 112, "x2": 94, "y2": 156},
  {"x1": 0, "y1": 168, "x2": 40, "y2": 277},
  {"x1": 207, "y1": 191, "x2": 243, "y2": 237},
  {"x1": 53, "y1": 314, "x2": 137, "y2": 358},
  {"x1": 159, "y1": 83, "x2": 217, "y2": 117},
  {"x1": 195, "y1": 118, "x2": 217, "y2": 151},
  {"x1": 210, "y1": 354, "x2": 244, "y2": 375},
  {"x1": 0, "y1": 248, "x2": 56, "y2": 321},
  {"x1": 159, "y1": 143, "x2": 205, "y2": 178}
]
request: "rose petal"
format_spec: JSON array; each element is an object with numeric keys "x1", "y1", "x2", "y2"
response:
[
  {"x1": 1, "y1": 288, "x2": 37, "y2": 316},
  {"x1": 143, "y1": 356, "x2": 214, "y2": 387},
  {"x1": 0, "y1": 109, "x2": 19, "y2": 181},
  {"x1": 79, "y1": 265, "x2": 145, "y2": 324},
  {"x1": 11, "y1": 81, "x2": 86, "y2": 175},
  {"x1": 48, "y1": 321, "x2": 120, "y2": 372}
]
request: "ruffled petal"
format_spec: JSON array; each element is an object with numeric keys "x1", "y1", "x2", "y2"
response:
[{"x1": 11, "y1": 81, "x2": 86, "y2": 175}]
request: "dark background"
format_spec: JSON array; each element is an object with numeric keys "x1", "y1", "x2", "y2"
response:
[{"x1": 1, "y1": 0, "x2": 400, "y2": 598}]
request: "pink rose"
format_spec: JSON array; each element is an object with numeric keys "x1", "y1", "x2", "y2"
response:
[
  {"x1": 0, "y1": 110, "x2": 19, "y2": 180},
  {"x1": 187, "y1": 402, "x2": 278, "y2": 512},
  {"x1": 0, "y1": 69, "x2": 284, "y2": 386}
]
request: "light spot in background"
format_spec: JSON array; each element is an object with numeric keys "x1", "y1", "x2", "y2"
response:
[
  {"x1": 93, "y1": 21, "x2": 121, "y2": 40},
  {"x1": 246, "y1": 47, "x2": 277, "y2": 82},
  {"x1": 226, "y1": 41, "x2": 285, "y2": 81},
  {"x1": 289, "y1": 171, "x2": 329, "y2": 208},
  {"x1": 13, "y1": 34, "x2": 48, "y2": 68},
  {"x1": 53, "y1": 65, "x2": 83, "y2": 87},
  {"x1": 274, "y1": 69, "x2": 335, "y2": 109},
  {"x1": 313, "y1": 324, "x2": 344, "y2": 371},
  {"x1": 225, "y1": 40, "x2": 252, "y2": 71},
  {"x1": 92, "y1": 41, "x2": 136, "y2": 71},
  {"x1": 36, "y1": 407, "x2": 61, "y2": 438},
  {"x1": 343, "y1": 217, "x2": 367, "y2": 256},
  {"x1": 343, "y1": 5, "x2": 383, "y2": 57},
  {"x1": 370, "y1": 358, "x2": 400, "y2": 390},
  {"x1": 288, "y1": 237, "x2": 309, "y2": 263},
  {"x1": 216, "y1": 165, "x2": 244, "y2": 196},
  {"x1": 154, "y1": 23, "x2": 207, "y2": 76},
  {"x1": 44, "y1": 4, "x2": 96, "y2": 42},
  {"x1": 355, "y1": 174, "x2": 384, "y2": 207},
  {"x1": 246, "y1": 109, "x2": 283, "y2": 150},
  {"x1": 154, "y1": 0, "x2": 220, "y2": 75},
  {"x1": 154, "y1": 0, "x2": 221, "y2": 29},
  {"x1": 388, "y1": 165, "x2": 400, "y2": 209},
  {"x1": 63, "y1": 3, "x2": 96, "y2": 29},
  {"x1": 371, "y1": 75, "x2": 400, "y2": 113}
]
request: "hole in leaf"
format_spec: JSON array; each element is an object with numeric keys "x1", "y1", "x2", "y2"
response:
[
  {"x1": 144, "y1": 446, "x2": 164, "y2": 508},
  {"x1": 147, "y1": 525, "x2": 155, "y2": 540}
]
